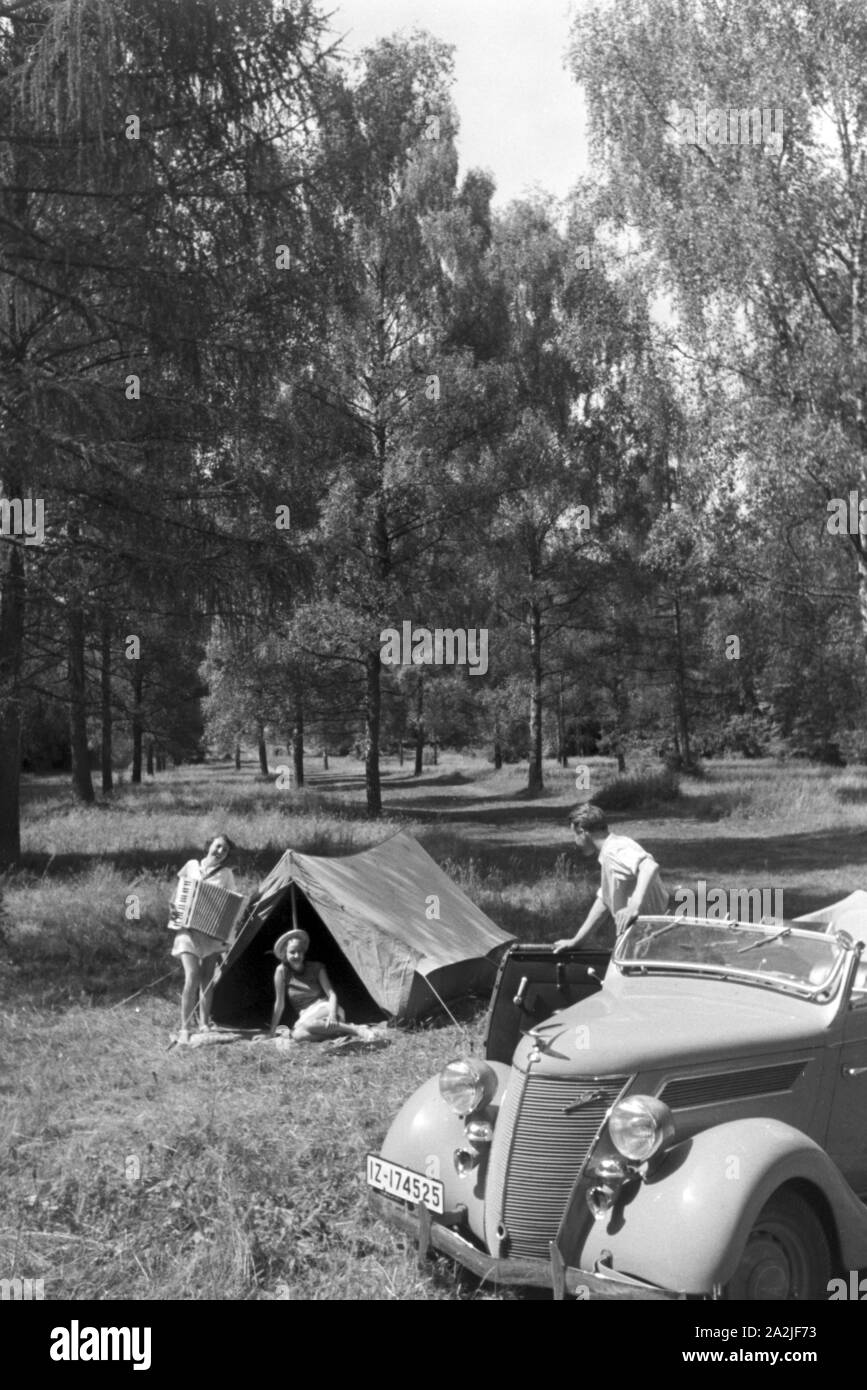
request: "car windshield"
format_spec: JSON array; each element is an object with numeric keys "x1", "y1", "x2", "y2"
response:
[{"x1": 615, "y1": 917, "x2": 847, "y2": 999}]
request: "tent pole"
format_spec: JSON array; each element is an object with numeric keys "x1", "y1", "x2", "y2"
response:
[{"x1": 290, "y1": 880, "x2": 299, "y2": 933}]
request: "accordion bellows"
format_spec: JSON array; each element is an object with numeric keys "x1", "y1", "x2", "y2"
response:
[{"x1": 173, "y1": 877, "x2": 246, "y2": 943}]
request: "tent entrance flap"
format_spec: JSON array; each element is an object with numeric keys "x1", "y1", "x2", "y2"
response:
[{"x1": 210, "y1": 887, "x2": 387, "y2": 1029}]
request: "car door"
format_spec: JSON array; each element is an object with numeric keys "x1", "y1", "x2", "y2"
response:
[
  {"x1": 483, "y1": 943, "x2": 609, "y2": 1065},
  {"x1": 825, "y1": 968, "x2": 867, "y2": 1196}
]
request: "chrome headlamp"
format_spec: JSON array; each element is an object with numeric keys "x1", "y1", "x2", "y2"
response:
[
  {"x1": 438, "y1": 1058, "x2": 497, "y2": 1116},
  {"x1": 608, "y1": 1095, "x2": 675, "y2": 1162}
]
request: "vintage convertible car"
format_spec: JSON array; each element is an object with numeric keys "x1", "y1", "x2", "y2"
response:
[{"x1": 366, "y1": 909, "x2": 867, "y2": 1299}]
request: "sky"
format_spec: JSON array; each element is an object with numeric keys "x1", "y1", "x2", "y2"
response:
[{"x1": 324, "y1": 1, "x2": 591, "y2": 205}]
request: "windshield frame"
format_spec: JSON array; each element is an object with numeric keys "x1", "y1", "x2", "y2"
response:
[{"x1": 612, "y1": 915, "x2": 853, "y2": 1003}]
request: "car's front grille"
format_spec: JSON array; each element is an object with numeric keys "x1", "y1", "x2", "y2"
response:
[{"x1": 485, "y1": 1071, "x2": 629, "y2": 1260}]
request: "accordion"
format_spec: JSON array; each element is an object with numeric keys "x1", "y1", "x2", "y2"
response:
[{"x1": 172, "y1": 876, "x2": 246, "y2": 944}]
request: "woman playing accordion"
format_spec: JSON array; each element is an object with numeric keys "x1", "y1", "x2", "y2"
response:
[{"x1": 169, "y1": 833, "x2": 239, "y2": 1043}]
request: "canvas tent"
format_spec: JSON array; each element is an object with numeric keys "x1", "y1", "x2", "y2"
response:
[
  {"x1": 210, "y1": 831, "x2": 514, "y2": 1028},
  {"x1": 795, "y1": 889, "x2": 867, "y2": 943},
  {"x1": 796, "y1": 889, "x2": 867, "y2": 980}
]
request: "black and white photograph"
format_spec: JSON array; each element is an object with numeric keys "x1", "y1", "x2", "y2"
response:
[{"x1": 2, "y1": 0, "x2": 867, "y2": 1347}]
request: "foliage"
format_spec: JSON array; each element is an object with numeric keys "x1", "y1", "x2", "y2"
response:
[
  {"x1": 593, "y1": 766, "x2": 682, "y2": 811},
  {"x1": 8, "y1": 3, "x2": 867, "y2": 864}
]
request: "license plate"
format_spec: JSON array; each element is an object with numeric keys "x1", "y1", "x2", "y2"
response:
[{"x1": 366, "y1": 1154, "x2": 444, "y2": 1214}]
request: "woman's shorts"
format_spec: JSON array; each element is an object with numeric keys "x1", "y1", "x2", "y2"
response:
[{"x1": 170, "y1": 929, "x2": 225, "y2": 960}]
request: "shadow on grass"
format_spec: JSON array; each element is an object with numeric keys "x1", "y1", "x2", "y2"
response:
[
  {"x1": 427, "y1": 824, "x2": 867, "y2": 903},
  {"x1": 373, "y1": 771, "x2": 472, "y2": 789},
  {"x1": 393, "y1": 791, "x2": 735, "y2": 826},
  {"x1": 14, "y1": 816, "x2": 866, "y2": 896},
  {"x1": 392, "y1": 795, "x2": 572, "y2": 824},
  {"x1": 14, "y1": 833, "x2": 401, "y2": 884},
  {"x1": 836, "y1": 785, "x2": 867, "y2": 804}
]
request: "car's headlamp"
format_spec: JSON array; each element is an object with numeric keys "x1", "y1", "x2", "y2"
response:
[
  {"x1": 608, "y1": 1095, "x2": 674, "y2": 1162},
  {"x1": 438, "y1": 1058, "x2": 497, "y2": 1116}
]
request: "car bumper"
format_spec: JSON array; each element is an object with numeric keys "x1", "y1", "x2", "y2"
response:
[{"x1": 369, "y1": 1192, "x2": 684, "y2": 1300}]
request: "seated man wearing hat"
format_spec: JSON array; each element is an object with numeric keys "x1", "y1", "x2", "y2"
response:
[{"x1": 269, "y1": 928, "x2": 380, "y2": 1042}]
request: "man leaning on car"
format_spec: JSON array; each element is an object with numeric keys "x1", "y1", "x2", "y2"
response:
[{"x1": 554, "y1": 803, "x2": 671, "y2": 952}]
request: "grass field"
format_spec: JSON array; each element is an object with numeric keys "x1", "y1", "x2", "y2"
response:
[{"x1": 3, "y1": 751, "x2": 867, "y2": 1300}]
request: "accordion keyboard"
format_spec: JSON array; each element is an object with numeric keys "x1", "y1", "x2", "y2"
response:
[{"x1": 173, "y1": 877, "x2": 245, "y2": 943}]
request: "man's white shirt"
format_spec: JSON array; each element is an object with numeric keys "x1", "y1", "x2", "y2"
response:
[{"x1": 596, "y1": 834, "x2": 669, "y2": 916}]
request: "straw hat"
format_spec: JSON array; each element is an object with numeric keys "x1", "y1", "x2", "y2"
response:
[{"x1": 273, "y1": 929, "x2": 310, "y2": 960}]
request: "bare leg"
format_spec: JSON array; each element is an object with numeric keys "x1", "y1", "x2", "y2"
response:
[
  {"x1": 291, "y1": 1000, "x2": 381, "y2": 1043},
  {"x1": 179, "y1": 953, "x2": 202, "y2": 1038},
  {"x1": 292, "y1": 1017, "x2": 378, "y2": 1042},
  {"x1": 327, "y1": 1021, "x2": 376, "y2": 1039}
]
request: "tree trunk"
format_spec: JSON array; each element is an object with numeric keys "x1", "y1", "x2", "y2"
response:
[
  {"x1": 850, "y1": 480, "x2": 867, "y2": 665},
  {"x1": 672, "y1": 592, "x2": 692, "y2": 769},
  {"x1": 432, "y1": 736, "x2": 438, "y2": 766},
  {"x1": 257, "y1": 724, "x2": 269, "y2": 776},
  {"x1": 364, "y1": 647, "x2": 382, "y2": 815},
  {"x1": 493, "y1": 739, "x2": 502, "y2": 770},
  {"x1": 234, "y1": 741, "x2": 241, "y2": 771},
  {"x1": 68, "y1": 604, "x2": 95, "y2": 803},
  {"x1": 100, "y1": 617, "x2": 113, "y2": 792},
  {"x1": 849, "y1": 191, "x2": 867, "y2": 677},
  {"x1": 0, "y1": 535, "x2": 25, "y2": 867},
  {"x1": 398, "y1": 739, "x2": 403, "y2": 767},
  {"x1": 146, "y1": 740, "x2": 155, "y2": 777},
  {"x1": 557, "y1": 672, "x2": 566, "y2": 767},
  {"x1": 131, "y1": 668, "x2": 143, "y2": 784},
  {"x1": 322, "y1": 747, "x2": 328, "y2": 771},
  {"x1": 414, "y1": 674, "x2": 425, "y2": 776},
  {"x1": 292, "y1": 692, "x2": 304, "y2": 788},
  {"x1": 737, "y1": 666, "x2": 760, "y2": 715},
  {"x1": 527, "y1": 598, "x2": 544, "y2": 794},
  {"x1": 612, "y1": 673, "x2": 628, "y2": 773}
]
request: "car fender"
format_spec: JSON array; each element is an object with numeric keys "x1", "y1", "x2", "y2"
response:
[
  {"x1": 577, "y1": 1117, "x2": 867, "y2": 1293},
  {"x1": 380, "y1": 1063, "x2": 511, "y2": 1243}
]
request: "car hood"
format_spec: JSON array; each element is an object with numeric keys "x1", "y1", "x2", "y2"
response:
[{"x1": 514, "y1": 970, "x2": 835, "y2": 1077}]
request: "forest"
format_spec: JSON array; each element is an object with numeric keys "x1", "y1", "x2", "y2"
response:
[{"x1": 2, "y1": 0, "x2": 866, "y2": 868}]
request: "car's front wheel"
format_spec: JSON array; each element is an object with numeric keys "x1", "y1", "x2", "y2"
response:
[{"x1": 723, "y1": 1189, "x2": 831, "y2": 1300}]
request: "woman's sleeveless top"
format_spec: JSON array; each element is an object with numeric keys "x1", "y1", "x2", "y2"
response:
[{"x1": 285, "y1": 960, "x2": 325, "y2": 1012}]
